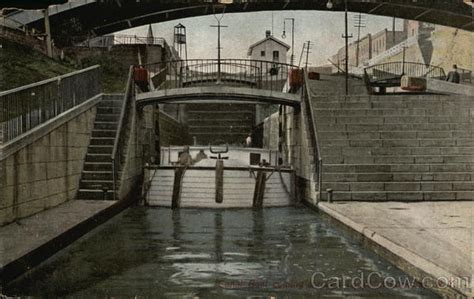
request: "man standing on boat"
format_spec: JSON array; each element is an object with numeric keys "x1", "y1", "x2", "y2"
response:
[{"x1": 178, "y1": 146, "x2": 193, "y2": 166}]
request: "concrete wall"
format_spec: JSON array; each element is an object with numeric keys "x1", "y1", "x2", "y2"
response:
[
  {"x1": 284, "y1": 105, "x2": 318, "y2": 204},
  {"x1": 0, "y1": 96, "x2": 100, "y2": 226},
  {"x1": 159, "y1": 110, "x2": 190, "y2": 147},
  {"x1": 262, "y1": 112, "x2": 279, "y2": 150},
  {"x1": 118, "y1": 103, "x2": 155, "y2": 200}
]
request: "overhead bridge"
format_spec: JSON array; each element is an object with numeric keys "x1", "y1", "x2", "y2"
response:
[
  {"x1": 3, "y1": 0, "x2": 473, "y2": 44},
  {"x1": 136, "y1": 86, "x2": 300, "y2": 107}
]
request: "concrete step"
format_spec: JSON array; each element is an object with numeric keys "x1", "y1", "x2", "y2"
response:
[
  {"x1": 318, "y1": 131, "x2": 471, "y2": 140},
  {"x1": 323, "y1": 164, "x2": 474, "y2": 173},
  {"x1": 87, "y1": 145, "x2": 114, "y2": 154},
  {"x1": 99, "y1": 99, "x2": 124, "y2": 107},
  {"x1": 319, "y1": 191, "x2": 474, "y2": 201},
  {"x1": 95, "y1": 114, "x2": 120, "y2": 122},
  {"x1": 320, "y1": 139, "x2": 473, "y2": 148},
  {"x1": 187, "y1": 119, "x2": 254, "y2": 126},
  {"x1": 92, "y1": 129, "x2": 117, "y2": 138},
  {"x1": 76, "y1": 189, "x2": 115, "y2": 200},
  {"x1": 97, "y1": 106, "x2": 123, "y2": 114},
  {"x1": 83, "y1": 162, "x2": 112, "y2": 171},
  {"x1": 323, "y1": 181, "x2": 474, "y2": 192},
  {"x1": 85, "y1": 153, "x2": 111, "y2": 163},
  {"x1": 94, "y1": 121, "x2": 119, "y2": 130},
  {"x1": 314, "y1": 100, "x2": 473, "y2": 110},
  {"x1": 81, "y1": 171, "x2": 114, "y2": 181},
  {"x1": 311, "y1": 94, "x2": 472, "y2": 103},
  {"x1": 188, "y1": 126, "x2": 251, "y2": 134},
  {"x1": 316, "y1": 116, "x2": 471, "y2": 125},
  {"x1": 322, "y1": 154, "x2": 474, "y2": 164},
  {"x1": 89, "y1": 137, "x2": 115, "y2": 146},
  {"x1": 321, "y1": 146, "x2": 474, "y2": 156},
  {"x1": 80, "y1": 180, "x2": 114, "y2": 190},
  {"x1": 314, "y1": 108, "x2": 470, "y2": 117},
  {"x1": 317, "y1": 123, "x2": 472, "y2": 132},
  {"x1": 323, "y1": 172, "x2": 473, "y2": 182}
]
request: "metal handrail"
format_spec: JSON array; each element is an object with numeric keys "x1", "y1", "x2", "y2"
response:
[
  {"x1": 110, "y1": 65, "x2": 134, "y2": 200},
  {"x1": 302, "y1": 68, "x2": 323, "y2": 204},
  {"x1": 141, "y1": 59, "x2": 295, "y2": 92},
  {"x1": 0, "y1": 65, "x2": 100, "y2": 143},
  {"x1": 364, "y1": 61, "x2": 446, "y2": 83}
]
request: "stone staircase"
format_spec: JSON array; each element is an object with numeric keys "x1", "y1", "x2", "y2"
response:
[
  {"x1": 76, "y1": 96, "x2": 123, "y2": 200},
  {"x1": 312, "y1": 94, "x2": 474, "y2": 201},
  {"x1": 186, "y1": 103, "x2": 255, "y2": 145}
]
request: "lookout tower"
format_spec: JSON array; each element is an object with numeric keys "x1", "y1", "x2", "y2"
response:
[{"x1": 174, "y1": 23, "x2": 188, "y2": 60}]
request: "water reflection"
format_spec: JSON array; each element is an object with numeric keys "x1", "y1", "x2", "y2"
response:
[{"x1": 6, "y1": 207, "x2": 439, "y2": 298}]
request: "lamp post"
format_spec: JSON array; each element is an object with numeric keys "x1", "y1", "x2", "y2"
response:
[{"x1": 282, "y1": 18, "x2": 295, "y2": 66}]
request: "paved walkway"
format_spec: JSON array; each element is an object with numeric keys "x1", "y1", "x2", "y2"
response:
[
  {"x1": 318, "y1": 201, "x2": 473, "y2": 297},
  {"x1": 0, "y1": 200, "x2": 115, "y2": 281}
]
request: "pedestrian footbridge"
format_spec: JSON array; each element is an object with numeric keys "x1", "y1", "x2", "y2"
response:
[{"x1": 134, "y1": 59, "x2": 300, "y2": 108}]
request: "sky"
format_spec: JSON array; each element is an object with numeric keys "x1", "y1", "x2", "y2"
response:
[{"x1": 119, "y1": 10, "x2": 403, "y2": 66}]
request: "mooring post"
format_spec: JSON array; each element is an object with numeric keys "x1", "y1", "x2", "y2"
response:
[
  {"x1": 253, "y1": 170, "x2": 267, "y2": 208},
  {"x1": 215, "y1": 160, "x2": 224, "y2": 203}
]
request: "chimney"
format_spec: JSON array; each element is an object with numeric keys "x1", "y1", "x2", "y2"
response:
[{"x1": 265, "y1": 30, "x2": 271, "y2": 38}]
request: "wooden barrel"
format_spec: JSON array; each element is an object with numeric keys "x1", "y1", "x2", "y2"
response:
[
  {"x1": 308, "y1": 72, "x2": 320, "y2": 80},
  {"x1": 401, "y1": 75, "x2": 427, "y2": 91},
  {"x1": 289, "y1": 68, "x2": 303, "y2": 90},
  {"x1": 133, "y1": 67, "x2": 148, "y2": 84}
]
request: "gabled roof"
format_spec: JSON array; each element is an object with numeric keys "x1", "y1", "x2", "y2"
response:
[{"x1": 247, "y1": 36, "x2": 290, "y2": 56}]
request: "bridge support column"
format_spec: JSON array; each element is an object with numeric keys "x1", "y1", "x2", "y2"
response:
[{"x1": 43, "y1": 8, "x2": 53, "y2": 58}]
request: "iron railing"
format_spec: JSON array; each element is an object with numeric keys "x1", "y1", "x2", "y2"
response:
[
  {"x1": 111, "y1": 66, "x2": 135, "y2": 200},
  {"x1": 301, "y1": 68, "x2": 323, "y2": 203},
  {"x1": 0, "y1": 65, "x2": 100, "y2": 143},
  {"x1": 140, "y1": 59, "x2": 294, "y2": 93},
  {"x1": 70, "y1": 34, "x2": 166, "y2": 48},
  {"x1": 364, "y1": 61, "x2": 446, "y2": 85}
]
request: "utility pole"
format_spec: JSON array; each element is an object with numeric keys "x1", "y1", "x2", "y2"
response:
[
  {"x1": 342, "y1": 0, "x2": 353, "y2": 96},
  {"x1": 282, "y1": 18, "x2": 295, "y2": 66},
  {"x1": 210, "y1": 14, "x2": 228, "y2": 83},
  {"x1": 304, "y1": 41, "x2": 311, "y2": 69},
  {"x1": 392, "y1": 17, "x2": 396, "y2": 45},
  {"x1": 402, "y1": 45, "x2": 408, "y2": 75},
  {"x1": 43, "y1": 7, "x2": 53, "y2": 58},
  {"x1": 353, "y1": 13, "x2": 366, "y2": 67}
]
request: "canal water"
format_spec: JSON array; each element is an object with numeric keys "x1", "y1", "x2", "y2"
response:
[{"x1": 7, "y1": 207, "x2": 438, "y2": 298}]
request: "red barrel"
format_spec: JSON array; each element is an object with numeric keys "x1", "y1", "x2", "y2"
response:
[
  {"x1": 289, "y1": 68, "x2": 303, "y2": 90},
  {"x1": 133, "y1": 66, "x2": 148, "y2": 84},
  {"x1": 308, "y1": 72, "x2": 320, "y2": 80},
  {"x1": 400, "y1": 75, "x2": 426, "y2": 91}
]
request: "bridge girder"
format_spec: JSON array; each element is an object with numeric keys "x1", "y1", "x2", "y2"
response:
[
  {"x1": 136, "y1": 86, "x2": 301, "y2": 108},
  {"x1": 12, "y1": 0, "x2": 474, "y2": 44}
]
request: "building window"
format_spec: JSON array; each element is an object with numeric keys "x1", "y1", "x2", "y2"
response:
[
  {"x1": 273, "y1": 50, "x2": 279, "y2": 61},
  {"x1": 261, "y1": 50, "x2": 265, "y2": 57}
]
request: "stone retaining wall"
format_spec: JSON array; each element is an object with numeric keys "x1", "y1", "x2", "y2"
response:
[{"x1": 0, "y1": 97, "x2": 99, "y2": 226}]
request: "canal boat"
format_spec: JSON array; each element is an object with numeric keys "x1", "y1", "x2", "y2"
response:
[{"x1": 144, "y1": 146, "x2": 295, "y2": 208}]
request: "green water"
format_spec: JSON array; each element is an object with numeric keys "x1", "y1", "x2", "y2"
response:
[{"x1": 6, "y1": 207, "x2": 439, "y2": 298}]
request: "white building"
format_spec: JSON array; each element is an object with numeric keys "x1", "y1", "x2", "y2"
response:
[{"x1": 247, "y1": 30, "x2": 290, "y2": 64}]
